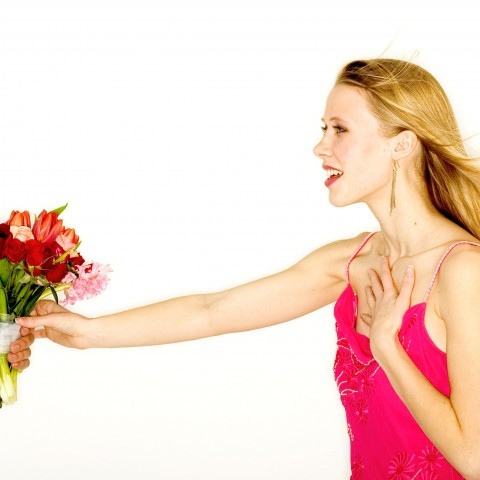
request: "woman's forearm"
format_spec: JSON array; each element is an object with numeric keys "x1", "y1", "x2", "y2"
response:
[
  {"x1": 85, "y1": 293, "x2": 216, "y2": 348},
  {"x1": 375, "y1": 338, "x2": 479, "y2": 479}
]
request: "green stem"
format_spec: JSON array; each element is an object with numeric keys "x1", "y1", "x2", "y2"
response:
[{"x1": 0, "y1": 354, "x2": 16, "y2": 405}]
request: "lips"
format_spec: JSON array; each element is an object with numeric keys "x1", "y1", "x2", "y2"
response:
[
  {"x1": 323, "y1": 164, "x2": 343, "y2": 179},
  {"x1": 325, "y1": 168, "x2": 343, "y2": 180},
  {"x1": 322, "y1": 165, "x2": 343, "y2": 188}
]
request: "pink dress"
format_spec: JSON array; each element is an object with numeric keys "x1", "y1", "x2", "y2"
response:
[{"x1": 334, "y1": 231, "x2": 480, "y2": 479}]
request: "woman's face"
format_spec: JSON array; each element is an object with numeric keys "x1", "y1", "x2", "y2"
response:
[{"x1": 313, "y1": 83, "x2": 394, "y2": 208}]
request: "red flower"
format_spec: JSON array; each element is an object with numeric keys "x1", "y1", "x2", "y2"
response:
[
  {"x1": 25, "y1": 240, "x2": 46, "y2": 267},
  {"x1": 7, "y1": 210, "x2": 31, "y2": 228},
  {"x1": 32, "y1": 210, "x2": 63, "y2": 243},
  {"x1": 45, "y1": 262, "x2": 68, "y2": 283},
  {"x1": 39, "y1": 242, "x2": 65, "y2": 271},
  {"x1": 69, "y1": 253, "x2": 85, "y2": 267},
  {"x1": 0, "y1": 224, "x2": 11, "y2": 238},
  {"x1": 353, "y1": 397, "x2": 369, "y2": 425},
  {"x1": 358, "y1": 370, "x2": 375, "y2": 397},
  {"x1": 0, "y1": 223, "x2": 13, "y2": 259},
  {"x1": 4, "y1": 238, "x2": 26, "y2": 263},
  {"x1": 351, "y1": 454, "x2": 364, "y2": 479}
]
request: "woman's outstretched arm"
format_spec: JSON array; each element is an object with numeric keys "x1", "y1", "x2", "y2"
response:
[{"x1": 16, "y1": 235, "x2": 362, "y2": 350}]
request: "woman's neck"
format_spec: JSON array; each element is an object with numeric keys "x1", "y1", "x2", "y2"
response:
[{"x1": 366, "y1": 190, "x2": 464, "y2": 263}]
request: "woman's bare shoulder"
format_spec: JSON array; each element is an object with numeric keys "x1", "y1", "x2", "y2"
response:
[
  {"x1": 434, "y1": 240, "x2": 480, "y2": 321},
  {"x1": 293, "y1": 231, "x2": 376, "y2": 282}
]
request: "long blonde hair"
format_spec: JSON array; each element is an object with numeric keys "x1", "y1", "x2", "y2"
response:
[{"x1": 335, "y1": 58, "x2": 480, "y2": 239}]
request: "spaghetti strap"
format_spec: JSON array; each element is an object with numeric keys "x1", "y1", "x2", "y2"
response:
[
  {"x1": 423, "y1": 240, "x2": 480, "y2": 302},
  {"x1": 344, "y1": 231, "x2": 378, "y2": 284}
]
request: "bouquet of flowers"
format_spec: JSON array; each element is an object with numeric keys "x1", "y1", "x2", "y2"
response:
[{"x1": 0, "y1": 204, "x2": 111, "y2": 407}]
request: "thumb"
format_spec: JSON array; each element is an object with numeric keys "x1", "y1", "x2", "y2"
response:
[
  {"x1": 396, "y1": 264, "x2": 415, "y2": 308},
  {"x1": 16, "y1": 314, "x2": 57, "y2": 330}
]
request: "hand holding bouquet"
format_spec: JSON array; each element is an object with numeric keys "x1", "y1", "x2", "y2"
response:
[{"x1": 0, "y1": 205, "x2": 111, "y2": 407}]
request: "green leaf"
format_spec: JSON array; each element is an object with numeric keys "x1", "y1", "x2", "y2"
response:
[
  {"x1": 12, "y1": 283, "x2": 32, "y2": 316},
  {"x1": 50, "y1": 203, "x2": 68, "y2": 216},
  {"x1": 22, "y1": 286, "x2": 47, "y2": 317},
  {"x1": 19, "y1": 274, "x2": 31, "y2": 284},
  {"x1": 0, "y1": 259, "x2": 11, "y2": 286},
  {"x1": 15, "y1": 269, "x2": 25, "y2": 283},
  {"x1": 0, "y1": 284, "x2": 8, "y2": 315},
  {"x1": 49, "y1": 285, "x2": 59, "y2": 305}
]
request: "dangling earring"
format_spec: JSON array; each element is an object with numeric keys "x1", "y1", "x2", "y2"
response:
[{"x1": 389, "y1": 158, "x2": 399, "y2": 216}]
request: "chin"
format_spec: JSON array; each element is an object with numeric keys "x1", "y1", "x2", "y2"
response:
[{"x1": 328, "y1": 194, "x2": 355, "y2": 208}]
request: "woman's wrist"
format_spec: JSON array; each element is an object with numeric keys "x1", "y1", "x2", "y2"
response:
[
  {"x1": 81, "y1": 317, "x2": 106, "y2": 349},
  {"x1": 371, "y1": 333, "x2": 404, "y2": 368}
]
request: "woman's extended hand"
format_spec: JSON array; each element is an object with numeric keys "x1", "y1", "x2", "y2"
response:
[
  {"x1": 360, "y1": 256, "x2": 415, "y2": 360},
  {"x1": 16, "y1": 300, "x2": 92, "y2": 350},
  {"x1": 8, "y1": 327, "x2": 35, "y2": 370}
]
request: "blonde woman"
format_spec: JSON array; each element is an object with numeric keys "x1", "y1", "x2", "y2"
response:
[{"x1": 17, "y1": 59, "x2": 480, "y2": 479}]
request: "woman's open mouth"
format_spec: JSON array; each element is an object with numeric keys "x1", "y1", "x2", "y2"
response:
[{"x1": 324, "y1": 168, "x2": 343, "y2": 187}]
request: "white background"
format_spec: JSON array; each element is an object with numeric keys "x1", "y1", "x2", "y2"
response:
[{"x1": 1, "y1": 2, "x2": 480, "y2": 479}]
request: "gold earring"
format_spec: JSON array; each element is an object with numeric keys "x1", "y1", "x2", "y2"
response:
[{"x1": 390, "y1": 158, "x2": 399, "y2": 216}]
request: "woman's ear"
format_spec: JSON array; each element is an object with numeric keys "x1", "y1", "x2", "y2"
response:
[{"x1": 393, "y1": 130, "x2": 418, "y2": 159}]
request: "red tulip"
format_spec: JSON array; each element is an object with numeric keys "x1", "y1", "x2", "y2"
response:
[
  {"x1": 32, "y1": 210, "x2": 63, "y2": 243},
  {"x1": 7, "y1": 211, "x2": 31, "y2": 228}
]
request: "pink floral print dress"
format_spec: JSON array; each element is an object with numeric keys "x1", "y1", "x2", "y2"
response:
[{"x1": 333, "y1": 231, "x2": 479, "y2": 479}]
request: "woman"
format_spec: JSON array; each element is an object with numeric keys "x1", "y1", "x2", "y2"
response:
[{"x1": 16, "y1": 59, "x2": 480, "y2": 479}]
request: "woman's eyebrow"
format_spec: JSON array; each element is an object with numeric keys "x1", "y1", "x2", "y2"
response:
[{"x1": 321, "y1": 116, "x2": 349, "y2": 124}]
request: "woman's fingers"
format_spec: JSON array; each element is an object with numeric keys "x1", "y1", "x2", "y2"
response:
[
  {"x1": 360, "y1": 313, "x2": 372, "y2": 325},
  {"x1": 9, "y1": 332, "x2": 34, "y2": 353},
  {"x1": 395, "y1": 264, "x2": 415, "y2": 309},
  {"x1": 7, "y1": 347, "x2": 31, "y2": 364},
  {"x1": 28, "y1": 299, "x2": 68, "y2": 317},
  {"x1": 379, "y1": 256, "x2": 396, "y2": 294},
  {"x1": 367, "y1": 267, "x2": 383, "y2": 299},
  {"x1": 16, "y1": 314, "x2": 60, "y2": 330},
  {"x1": 10, "y1": 358, "x2": 30, "y2": 370},
  {"x1": 33, "y1": 328, "x2": 47, "y2": 340},
  {"x1": 365, "y1": 285, "x2": 376, "y2": 311}
]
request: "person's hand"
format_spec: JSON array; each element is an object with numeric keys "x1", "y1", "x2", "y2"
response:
[
  {"x1": 16, "y1": 300, "x2": 92, "y2": 350},
  {"x1": 8, "y1": 327, "x2": 35, "y2": 370},
  {"x1": 360, "y1": 256, "x2": 415, "y2": 361}
]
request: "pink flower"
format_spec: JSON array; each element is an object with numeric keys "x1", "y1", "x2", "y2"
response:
[
  {"x1": 9, "y1": 225, "x2": 34, "y2": 242},
  {"x1": 418, "y1": 471, "x2": 438, "y2": 480},
  {"x1": 61, "y1": 262, "x2": 112, "y2": 306},
  {"x1": 388, "y1": 452, "x2": 416, "y2": 480},
  {"x1": 56, "y1": 227, "x2": 79, "y2": 255},
  {"x1": 418, "y1": 445, "x2": 442, "y2": 471}
]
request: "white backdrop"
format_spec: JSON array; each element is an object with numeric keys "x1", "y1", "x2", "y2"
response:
[{"x1": 1, "y1": 2, "x2": 480, "y2": 479}]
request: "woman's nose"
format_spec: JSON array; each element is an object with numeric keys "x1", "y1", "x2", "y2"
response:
[{"x1": 313, "y1": 136, "x2": 333, "y2": 158}]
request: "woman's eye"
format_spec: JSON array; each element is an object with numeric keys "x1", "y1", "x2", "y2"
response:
[{"x1": 321, "y1": 125, "x2": 346, "y2": 135}]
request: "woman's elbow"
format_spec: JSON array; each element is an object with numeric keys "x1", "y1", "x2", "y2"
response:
[{"x1": 461, "y1": 450, "x2": 480, "y2": 480}]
